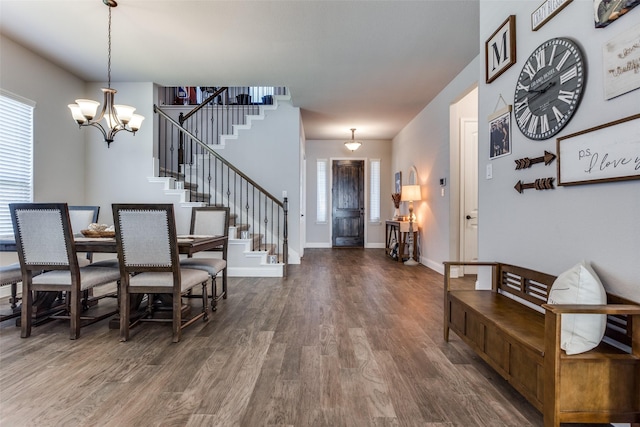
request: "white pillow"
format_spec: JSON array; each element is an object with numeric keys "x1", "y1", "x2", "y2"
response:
[{"x1": 547, "y1": 261, "x2": 607, "y2": 355}]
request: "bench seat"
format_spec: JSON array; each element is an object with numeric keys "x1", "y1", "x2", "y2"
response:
[{"x1": 444, "y1": 262, "x2": 640, "y2": 427}]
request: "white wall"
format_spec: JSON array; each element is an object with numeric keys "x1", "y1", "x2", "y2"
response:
[
  {"x1": 478, "y1": 0, "x2": 640, "y2": 299},
  {"x1": 392, "y1": 58, "x2": 480, "y2": 272},
  {"x1": 83, "y1": 81, "x2": 160, "y2": 225},
  {"x1": 1, "y1": 35, "x2": 87, "y2": 267},
  {"x1": 0, "y1": 35, "x2": 86, "y2": 204},
  {"x1": 305, "y1": 139, "x2": 392, "y2": 248},
  {"x1": 209, "y1": 101, "x2": 303, "y2": 261}
]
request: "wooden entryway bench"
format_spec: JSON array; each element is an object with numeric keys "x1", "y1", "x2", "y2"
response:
[{"x1": 443, "y1": 262, "x2": 640, "y2": 427}]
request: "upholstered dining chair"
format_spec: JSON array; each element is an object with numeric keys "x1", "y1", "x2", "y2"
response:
[
  {"x1": 0, "y1": 263, "x2": 23, "y2": 322},
  {"x1": 179, "y1": 206, "x2": 229, "y2": 310},
  {"x1": 68, "y1": 205, "x2": 100, "y2": 266},
  {"x1": 9, "y1": 203, "x2": 121, "y2": 339},
  {"x1": 112, "y1": 204, "x2": 210, "y2": 343}
]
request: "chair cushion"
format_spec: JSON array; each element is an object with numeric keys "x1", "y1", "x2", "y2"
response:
[
  {"x1": 180, "y1": 258, "x2": 227, "y2": 276},
  {"x1": 128, "y1": 269, "x2": 210, "y2": 293},
  {"x1": 32, "y1": 267, "x2": 121, "y2": 291},
  {"x1": 547, "y1": 261, "x2": 607, "y2": 355},
  {"x1": 0, "y1": 263, "x2": 23, "y2": 286}
]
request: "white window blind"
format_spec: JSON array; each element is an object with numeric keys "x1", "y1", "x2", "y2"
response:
[
  {"x1": 0, "y1": 90, "x2": 35, "y2": 235},
  {"x1": 316, "y1": 159, "x2": 327, "y2": 223},
  {"x1": 370, "y1": 159, "x2": 381, "y2": 222}
]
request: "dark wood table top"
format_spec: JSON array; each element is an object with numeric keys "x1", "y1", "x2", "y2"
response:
[{"x1": 0, "y1": 235, "x2": 227, "y2": 256}]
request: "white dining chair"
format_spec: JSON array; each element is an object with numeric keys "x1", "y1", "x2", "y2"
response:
[
  {"x1": 112, "y1": 203, "x2": 210, "y2": 343},
  {"x1": 10, "y1": 203, "x2": 121, "y2": 339},
  {"x1": 179, "y1": 206, "x2": 229, "y2": 310},
  {"x1": 0, "y1": 263, "x2": 23, "y2": 322}
]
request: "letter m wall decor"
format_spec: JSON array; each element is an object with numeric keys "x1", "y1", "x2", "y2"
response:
[{"x1": 486, "y1": 15, "x2": 517, "y2": 84}]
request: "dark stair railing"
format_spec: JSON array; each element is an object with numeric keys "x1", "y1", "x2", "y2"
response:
[{"x1": 154, "y1": 100, "x2": 288, "y2": 276}]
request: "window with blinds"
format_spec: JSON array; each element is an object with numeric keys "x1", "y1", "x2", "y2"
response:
[
  {"x1": 316, "y1": 159, "x2": 327, "y2": 223},
  {"x1": 0, "y1": 90, "x2": 35, "y2": 235},
  {"x1": 370, "y1": 159, "x2": 381, "y2": 222}
]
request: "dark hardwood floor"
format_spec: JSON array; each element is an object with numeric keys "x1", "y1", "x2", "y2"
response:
[{"x1": 0, "y1": 249, "x2": 607, "y2": 426}]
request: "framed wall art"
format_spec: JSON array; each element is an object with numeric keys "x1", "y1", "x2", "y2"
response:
[
  {"x1": 531, "y1": 0, "x2": 573, "y2": 31},
  {"x1": 489, "y1": 106, "x2": 512, "y2": 159},
  {"x1": 485, "y1": 15, "x2": 516, "y2": 84},
  {"x1": 557, "y1": 113, "x2": 640, "y2": 186},
  {"x1": 394, "y1": 171, "x2": 402, "y2": 194},
  {"x1": 603, "y1": 23, "x2": 640, "y2": 100},
  {"x1": 594, "y1": 0, "x2": 640, "y2": 28}
]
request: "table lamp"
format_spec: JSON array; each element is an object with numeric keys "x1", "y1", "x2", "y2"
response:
[{"x1": 401, "y1": 184, "x2": 421, "y2": 266}]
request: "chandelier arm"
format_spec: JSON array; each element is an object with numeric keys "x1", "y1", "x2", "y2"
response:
[{"x1": 86, "y1": 121, "x2": 109, "y2": 142}]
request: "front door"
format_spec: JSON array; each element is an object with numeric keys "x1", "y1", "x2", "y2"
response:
[{"x1": 332, "y1": 160, "x2": 364, "y2": 247}]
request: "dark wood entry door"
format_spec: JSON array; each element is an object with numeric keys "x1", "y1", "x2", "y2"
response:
[{"x1": 332, "y1": 160, "x2": 364, "y2": 247}]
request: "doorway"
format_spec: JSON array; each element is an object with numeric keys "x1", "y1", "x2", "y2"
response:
[
  {"x1": 332, "y1": 160, "x2": 364, "y2": 247},
  {"x1": 449, "y1": 86, "x2": 478, "y2": 277}
]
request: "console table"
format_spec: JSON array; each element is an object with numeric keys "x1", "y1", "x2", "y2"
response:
[{"x1": 385, "y1": 220, "x2": 419, "y2": 263}]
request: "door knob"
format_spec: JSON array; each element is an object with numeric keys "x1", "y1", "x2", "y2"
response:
[{"x1": 466, "y1": 215, "x2": 476, "y2": 220}]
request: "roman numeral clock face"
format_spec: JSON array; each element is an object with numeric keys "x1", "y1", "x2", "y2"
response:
[{"x1": 514, "y1": 38, "x2": 586, "y2": 140}]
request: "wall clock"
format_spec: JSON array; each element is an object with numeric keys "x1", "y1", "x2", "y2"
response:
[{"x1": 514, "y1": 37, "x2": 586, "y2": 140}]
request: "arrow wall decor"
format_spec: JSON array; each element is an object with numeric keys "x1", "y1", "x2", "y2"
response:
[
  {"x1": 514, "y1": 177, "x2": 555, "y2": 193},
  {"x1": 514, "y1": 150, "x2": 556, "y2": 169}
]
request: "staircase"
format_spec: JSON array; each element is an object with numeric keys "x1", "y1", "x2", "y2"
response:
[{"x1": 151, "y1": 87, "x2": 290, "y2": 277}]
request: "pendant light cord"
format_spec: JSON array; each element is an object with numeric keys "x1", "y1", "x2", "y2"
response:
[{"x1": 107, "y1": 5, "x2": 112, "y2": 89}]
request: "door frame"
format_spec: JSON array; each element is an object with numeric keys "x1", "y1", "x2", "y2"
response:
[
  {"x1": 329, "y1": 156, "x2": 368, "y2": 247},
  {"x1": 448, "y1": 85, "x2": 478, "y2": 279}
]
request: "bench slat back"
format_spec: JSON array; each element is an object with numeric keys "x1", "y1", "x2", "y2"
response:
[
  {"x1": 605, "y1": 294, "x2": 635, "y2": 348},
  {"x1": 495, "y1": 263, "x2": 634, "y2": 350},
  {"x1": 496, "y1": 263, "x2": 556, "y2": 307}
]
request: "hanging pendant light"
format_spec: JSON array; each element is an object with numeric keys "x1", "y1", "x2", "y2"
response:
[
  {"x1": 68, "y1": 0, "x2": 143, "y2": 147},
  {"x1": 344, "y1": 128, "x2": 362, "y2": 151}
]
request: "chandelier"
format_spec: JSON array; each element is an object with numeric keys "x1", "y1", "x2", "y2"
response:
[
  {"x1": 344, "y1": 128, "x2": 362, "y2": 151},
  {"x1": 68, "y1": 0, "x2": 143, "y2": 147}
]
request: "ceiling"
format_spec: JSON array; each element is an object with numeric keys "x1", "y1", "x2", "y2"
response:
[{"x1": 0, "y1": 0, "x2": 479, "y2": 140}]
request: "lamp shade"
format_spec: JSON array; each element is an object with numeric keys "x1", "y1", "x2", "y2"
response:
[{"x1": 401, "y1": 185, "x2": 421, "y2": 202}]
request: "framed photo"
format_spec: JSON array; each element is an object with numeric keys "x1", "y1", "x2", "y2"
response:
[
  {"x1": 394, "y1": 171, "x2": 402, "y2": 194},
  {"x1": 489, "y1": 106, "x2": 512, "y2": 159},
  {"x1": 557, "y1": 114, "x2": 640, "y2": 186},
  {"x1": 595, "y1": 0, "x2": 640, "y2": 28},
  {"x1": 485, "y1": 15, "x2": 516, "y2": 84},
  {"x1": 603, "y1": 23, "x2": 640, "y2": 100},
  {"x1": 531, "y1": 0, "x2": 573, "y2": 31}
]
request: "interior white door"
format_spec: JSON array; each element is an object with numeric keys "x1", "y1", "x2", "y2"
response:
[
  {"x1": 461, "y1": 119, "x2": 478, "y2": 274},
  {"x1": 299, "y1": 150, "x2": 306, "y2": 258}
]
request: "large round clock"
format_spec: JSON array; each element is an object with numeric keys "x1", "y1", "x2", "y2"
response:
[{"x1": 513, "y1": 37, "x2": 586, "y2": 140}]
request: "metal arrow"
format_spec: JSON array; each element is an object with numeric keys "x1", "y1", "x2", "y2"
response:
[
  {"x1": 514, "y1": 177, "x2": 555, "y2": 193},
  {"x1": 515, "y1": 151, "x2": 557, "y2": 170}
]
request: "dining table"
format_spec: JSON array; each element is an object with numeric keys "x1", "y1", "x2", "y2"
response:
[
  {"x1": 0, "y1": 234, "x2": 228, "y2": 327},
  {"x1": 0, "y1": 234, "x2": 227, "y2": 256}
]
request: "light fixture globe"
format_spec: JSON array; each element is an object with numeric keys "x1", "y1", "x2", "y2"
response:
[
  {"x1": 344, "y1": 128, "x2": 362, "y2": 151},
  {"x1": 68, "y1": 0, "x2": 143, "y2": 147}
]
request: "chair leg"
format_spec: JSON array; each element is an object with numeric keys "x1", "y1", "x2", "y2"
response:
[
  {"x1": 120, "y1": 286, "x2": 130, "y2": 342},
  {"x1": 69, "y1": 288, "x2": 81, "y2": 340},
  {"x1": 10, "y1": 282, "x2": 18, "y2": 309},
  {"x1": 211, "y1": 277, "x2": 217, "y2": 311},
  {"x1": 172, "y1": 290, "x2": 181, "y2": 343},
  {"x1": 202, "y1": 280, "x2": 208, "y2": 321},
  {"x1": 222, "y1": 269, "x2": 227, "y2": 299},
  {"x1": 20, "y1": 286, "x2": 33, "y2": 338}
]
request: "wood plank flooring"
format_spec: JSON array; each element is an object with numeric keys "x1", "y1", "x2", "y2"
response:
[{"x1": 0, "y1": 249, "x2": 608, "y2": 426}]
